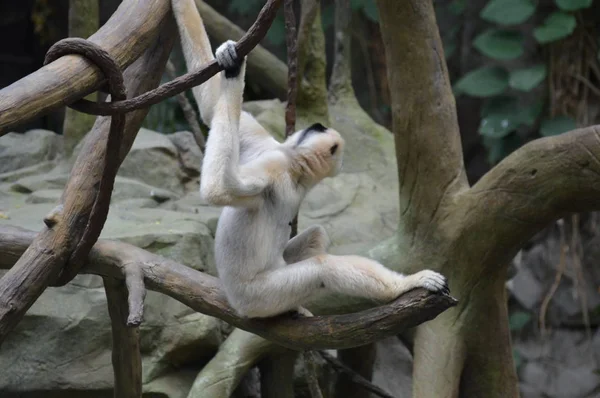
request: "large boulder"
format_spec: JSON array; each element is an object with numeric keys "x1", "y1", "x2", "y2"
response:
[
  {"x1": 0, "y1": 129, "x2": 62, "y2": 173},
  {"x1": 508, "y1": 221, "x2": 600, "y2": 327},
  {"x1": 118, "y1": 128, "x2": 187, "y2": 194},
  {"x1": 515, "y1": 328, "x2": 600, "y2": 397},
  {"x1": 0, "y1": 284, "x2": 224, "y2": 397}
]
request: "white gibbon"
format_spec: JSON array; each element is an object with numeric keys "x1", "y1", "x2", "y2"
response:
[{"x1": 171, "y1": 0, "x2": 449, "y2": 318}]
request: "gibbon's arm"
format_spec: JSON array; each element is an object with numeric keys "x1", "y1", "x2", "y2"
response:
[
  {"x1": 171, "y1": 0, "x2": 276, "y2": 150},
  {"x1": 200, "y1": 42, "x2": 280, "y2": 207}
]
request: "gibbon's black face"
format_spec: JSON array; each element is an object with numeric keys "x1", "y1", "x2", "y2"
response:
[{"x1": 287, "y1": 123, "x2": 345, "y2": 178}]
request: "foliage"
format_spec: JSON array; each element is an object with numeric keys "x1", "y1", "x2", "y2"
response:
[
  {"x1": 454, "y1": 67, "x2": 509, "y2": 97},
  {"x1": 443, "y1": 0, "x2": 590, "y2": 165},
  {"x1": 480, "y1": 0, "x2": 535, "y2": 25}
]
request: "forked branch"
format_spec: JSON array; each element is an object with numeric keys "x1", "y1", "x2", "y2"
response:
[
  {"x1": 0, "y1": 225, "x2": 457, "y2": 350},
  {"x1": 455, "y1": 125, "x2": 600, "y2": 271}
]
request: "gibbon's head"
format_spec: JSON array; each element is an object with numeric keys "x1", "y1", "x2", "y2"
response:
[{"x1": 285, "y1": 122, "x2": 345, "y2": 182}]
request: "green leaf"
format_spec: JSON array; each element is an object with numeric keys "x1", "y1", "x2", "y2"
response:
[
  {"x1": 509, "y1": 311, "x2": 532, "y2": 331},
  {"x1": 534, "y1": 12, "x2": 577, "y2": 44},
  {"x1": 479, "y1": 96, "x2": 521, "y2": 138},
  {"x1": 540, "y1": 115, "x2": 577, "y2": 136},
  {"x1": 454, "y1": 67, "x2": 509, "y2": 97},
  {"x1": 555, "y1": 0, "x2": 592, "y2": 11},
  {"x1": 473, "y1": 29, "x2": 524, "y2": 60},
  {"x1": 509, "y1": 64, "x2": 547, "y2": 91},
  {"x1": 480, "y1": 0, "x2": 536, "y2": 26},
  {"x1": 363, "y1": 0, "x2": 379, "y2": 22}
]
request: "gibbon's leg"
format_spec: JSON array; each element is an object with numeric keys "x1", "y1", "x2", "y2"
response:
[
  {"x1": 283, "y1": 225, "x2": 331, "y2": 264},
  {"x1": 171, "y1": 0, "x2": 277, "y2": 149},
  {"x1": 171, "y1": 0, "x2": 220, "y2": 126},
  {"x1": 240, "y1": 254, "x2": 448, "y2": 318}
]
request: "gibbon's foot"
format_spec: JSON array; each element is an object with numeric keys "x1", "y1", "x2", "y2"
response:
[
  {"x1": 288, "y1": 307, "x2": 313, "y2": 320},
  {"x1": 215, "y1": 40, "x2": 243, "y2": 78},
  {"x1": 407, "y1": 270, "x2": 449, "y2": 295}
]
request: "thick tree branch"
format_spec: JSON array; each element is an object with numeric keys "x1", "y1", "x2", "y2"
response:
[
  {"x1": 0, "y1": 225, "x2": 457, "y2": 350},
  {"x1": 455, "y1": 126, "x2": 600, "y2": 272},
  {"x1": 375, "y1": 0, "x2": 468, "y2": 237},
  {"x1": 0, "y1": 19, "x2": 176, "y2": 345},
  {"x1": 0, "y1": 0, "x2": 170, "y2": 134}
]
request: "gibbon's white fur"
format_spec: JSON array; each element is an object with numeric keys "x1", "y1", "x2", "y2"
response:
[{"x1": 172, "y1": 0, "x2": 449, "y2": 318}]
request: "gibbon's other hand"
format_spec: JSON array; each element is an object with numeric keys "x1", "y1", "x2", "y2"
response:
[{"x1": 215, "y1": 40, "x2": 243, "y2": 78}]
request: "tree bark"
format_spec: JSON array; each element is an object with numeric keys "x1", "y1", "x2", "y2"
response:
[
  {"x1": 62, "y1": 0, "x2": 100, "y2": 156},
  {"x1": 0, "y1": 0, "x2": 171, "y2": 135}
]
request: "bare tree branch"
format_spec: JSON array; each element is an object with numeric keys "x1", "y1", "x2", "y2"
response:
[
  {"x1": 0, "y1": 225, "x2": 457, "y2": 350},
  {"x1": 0, "y1": 0, "x2": 170, "y2": 134}
]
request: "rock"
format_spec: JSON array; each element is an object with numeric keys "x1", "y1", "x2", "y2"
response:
[
  {"x1": 0, "y1": 161, "x2": 57, "y2": 183},
  {"x1": 515, "y1": 328, "x2": 600, "y2": 397},
  {"x1": 25, "y1": 189, "x2": 62, "y2": 204},
  {"x1": 372, "y1": 337, "x2": 413, "y2": 398},
  {"x1": 0, "y1": 129, "x2": 62, "y2": 173},
  {"x1": 159, "y1": 191, "x2": 222, "y2": 235},
  {"x1": 0, "y1": 286, "x2": 223, "y2": 397},
  {"x1": 243, "y1": 99, "x2": 286, "y2": 141},
  {"x1": 168, "y1": 131, "x2": 203, "y2": 176},
  {"x1": 168, "y1": 131, "x2": 203, "y2": 193},
  {"x1": 118, "y1": 128, "x2": 186, "y2": 194},
  {"x1": 509, "y1": 221, "x2": 600, "y2": 327},
  {"x1": 11, "y1": 173, "x2": 179, "y2": 204},
  {"x1": 0, "y1": 203, "x2": 215, "y2": 274},
  {"x1": 100, "y1": 207, "x2": 216, "y2": 273}
]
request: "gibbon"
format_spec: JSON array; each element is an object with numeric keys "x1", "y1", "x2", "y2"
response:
[{"x1": 171, "y1": 0, "x2": 449, "y2": 318}]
